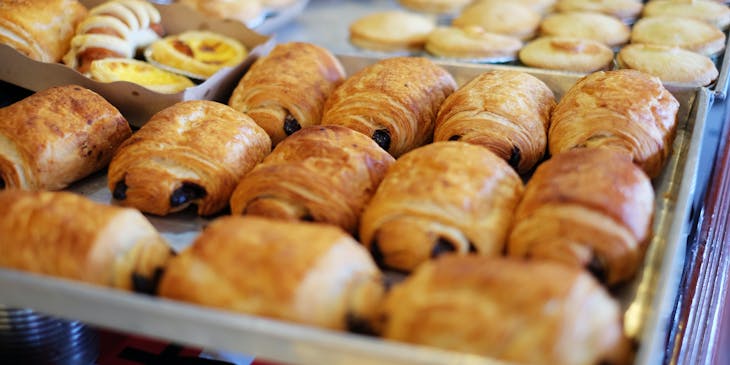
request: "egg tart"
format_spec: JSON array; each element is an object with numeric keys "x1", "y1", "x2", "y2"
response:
[{"x1": 90, "y1": 58, "x2": 195, "y2": 93}]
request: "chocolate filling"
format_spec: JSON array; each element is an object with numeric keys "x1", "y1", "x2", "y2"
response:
[
  {"x1": 113, "y1": 180, "x2": 128, "y2": 200},
  {"x1": 170, "y1": 182, "x2": 207, "y2": 207},
  {"x1": 431, "y1": 237, "x2": 457, "y2": 258},
  {"x1": 0, "y1": 177, "x2": 5, "y2": 189},
  {"x1": 369, "y1": 239, "x2": 386, "y2": 268},
  {"x1": 283, "y1": 114, "x2": 301, "y2": 136},
  {"x1": 508, "y1": 145, "x2": 521, "y2": 170},
  {"x1": 132, "y1": 267, "x2": 165, "y2": 295},
  {"x1": 587, "y1": 255, "x2": 608, "y2": 283},
  {"x1": 468, "y1": 241, "x2": 478, "y2": 253},
  {"x1": 346, "y1": 312, "x2": 377, "y2": 336},
  {"x1": 448, "y1": 135, "x2": 462, "y2": 141},
  {"x1": 372, "y1": 129, "x2": 391, "y2": 151}
]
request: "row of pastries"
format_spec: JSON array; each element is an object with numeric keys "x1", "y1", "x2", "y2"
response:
[{"x1": 0, "y1": 40, "x2": 681, "y2": 365}]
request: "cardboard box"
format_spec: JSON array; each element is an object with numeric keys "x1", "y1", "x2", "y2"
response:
[{"x1": 0, "y1": 0, "x2": 275, "y2": 126}]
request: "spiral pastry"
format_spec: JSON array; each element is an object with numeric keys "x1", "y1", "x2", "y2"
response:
[{"x1": 63, "y1": 0, "x2": 164, "y2": 73}]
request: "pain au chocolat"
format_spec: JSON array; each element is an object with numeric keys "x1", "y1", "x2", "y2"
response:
[
  {"x1": 549, "y1": 69, "x2": 679, "y2": 178},
  {"x1": 229, "y1": 42, "x2": 346, "y2": 146},
  {"x1": 158, "y1": 216, "x2": 384, "y2": 332},
  {"x1": 378, "y1": 255, "x2": 628, "y2": 365},
  {"x1": 108, "y1": 100, "x2": 271, "y2": 216},
  {"x1": 0, "y1": 85, "x2": 131, "y2": 191},
  {"x1": 434, "y1": 69, "x2": 555, "y2": 174},
  {"x1": 0, "y1": 190, "x2": 172, "y2": 293},
  {"x1": 230, "y1": 125, "x2": 394, "y2": 235},
  {"x1": 508, "y1": 148, "x2": 655, "y2": 286},
  {"x1": 321, "y1": 57, "x2": 457, "y2": 157},
  {"x1": 360, "y1": 142, "x2": 524, "y2": 272},
  {"x1": 0, "y1": 0, "x2": 87, "y2": 63}
]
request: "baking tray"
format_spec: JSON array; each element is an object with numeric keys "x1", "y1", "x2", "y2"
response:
[
  {"x1": 278, "y1": 0, "x2": 730, "y2": 98},
  {"x1": 0, "y1": 54, "x2": 713, "y2": 365}
]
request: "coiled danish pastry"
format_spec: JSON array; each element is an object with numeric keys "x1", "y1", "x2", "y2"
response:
[{"x1": 63, "y1": 0, "x2": 164, "y2": 73}]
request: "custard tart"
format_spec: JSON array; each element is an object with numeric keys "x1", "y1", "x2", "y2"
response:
[
  {"x1": 90, "y1": 58, "x2": 195, "y2": 93},
  {"x1": 146, "y1": 30, "x2": 247, "y2": 79}
]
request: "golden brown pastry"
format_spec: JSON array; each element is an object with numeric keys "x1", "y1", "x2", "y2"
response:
[
  {"x1": 359, "y1": 142, "x2": 524, "y2": 272},
  {"x1": 321, "y1": 57, "x2": 457, "y2": 157},
  {"x1": 630, "y1": 16, "x2": 726, "y2": 57},
  {"x1": 0, "y1": 85, "x2": 131, "y2": 191},
  {"x1": 348, "y1": 11, "x2": 436, "y2": 52},
  {"x1": 453, "y1": 1, "x2": 542, "y2": 40},
  {"x1": 424, "y1": 26, "x2": 523, "y2": 62},
  {"x1": 229, "y1": 42, "x2": 345, "y2": 146},
  {"x1": 63, "y1": 0, "x2": 164, "y2": 74},
  {"x1": 434, "y1": 70, "x2": 556, "y2": 174},
  {"x1": 229, "y1": 125, "x2": 395, "y2": 235},
  {"x1": 0, "y1": 190, "x2": 173, "y2": 293},
  {"x1": 397, "y1": 0, "x2": 472, "y2": 14},
  {"x1": 158, "y1": 215, "x2": 384, "y2": 332},
  {"x1": 89, "y1": 58, "x2": 195, "y2": 93},
  {"x1": 378, "y1": 255, "x2": 628, "y2": 365},
  {"x1": 539, "y1": 11, "x2": 631, "y2": 48},
  {"x1": 549, "y1": 69, "x2": 679, "y2": 178},
  {"x1": 518, "y1": 36, "x2": 615, "y2": 73},
  {"x1": 555, "y1": 0, "x2": 643, "y2": 23},
  {"x1": 643, "y1": 0, "x2": 730, "y2": 29},
  {"x1": 108, "y1": 100, "x2": 271, "y2": 216},
  {"x1": 508, "y1": 148, "x2": 654, "y2": 285},
  {"x1": 0, "y1": 0, "x2": 87, "y2": 63},
  {"x1": 617, "y1": 44, "x2": 719, "y2": 87}
]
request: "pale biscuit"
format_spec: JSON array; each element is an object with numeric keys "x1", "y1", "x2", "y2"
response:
[
  {"x1": 453, "y1": 1, "x2": 541, "y2": 40},
  {"x1": 555, "y1": 0, "x2": 643, "y2": 23},
  {"x1": 540, "y1": 11, "x2": 630, "y2": 47},
  {"x1": 519, "y1": 36, "x2": 614, "y2": 73},
  {"x1": 643, "y1": 0, "x2": 730, "y2": 29},
  {"x1": 425, "y1": 26, "x2": 523, "y2": 61},
  {"x1": 631, "y1": 16, "x2": 726, "y2": 56},
  {"x1": 349, "y1": 11, "x2": 436, "y2": 52},
  {"x1": 617, "y1": 44, "x2": 718, "y2": 86},
  {"x1": 397, "y1": 0, "x2": 472, "y2": 14}
]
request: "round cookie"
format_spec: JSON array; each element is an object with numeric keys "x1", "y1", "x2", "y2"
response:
[
  {"x1": 349, "y1": 11, "x2": 436, "y2": 52},
  {"x1": 630, "y1": 16, "x2": 726, "y2": 57},
  {"x1": 453, "y1": 1, "x2": 541, "y2": 40},
  {"x1": 519, "y1": 36, "x2": 614, "y2": 73},
  {"x1": 643, "y1": 0, "x2": 730, "y2": 29},
  {"x1": 397, "y1": 0, "x2": 472, "y2": 14},
  {"x1": 555, "y1": 0, "x2": 643, "y2": 23},
  {"x1": 617, "y1": 44, "x2": 719, "y2": 86},
  {"x1": 540, "y1": 11, "x2": 630, "y2": 47},
  {"x1": 425, "y1": 26, "x2": 523, "y2": 61}
]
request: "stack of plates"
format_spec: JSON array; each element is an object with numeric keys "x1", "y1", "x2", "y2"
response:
[{"x1": 0, "y1": 307, "x2": 99, "y2": 365}]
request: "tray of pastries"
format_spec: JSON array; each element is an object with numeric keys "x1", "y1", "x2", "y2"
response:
[
  {"x1": 0, "y1": 44, "x2": 713, "y2": 364},
  {"x1": 0, "y1": 0, "x2": 275, "y2": 126},
  {"x1": 283, "y1": 0, "x2": 730, "y2": 98}
]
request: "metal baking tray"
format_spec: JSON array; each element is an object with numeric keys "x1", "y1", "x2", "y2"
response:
[
  {"x1": 278, "y1": 0, "x2": 730, "y2": 98},
  {"x1": 0, "y1": 55, "x2": 713, "y2": 365}
]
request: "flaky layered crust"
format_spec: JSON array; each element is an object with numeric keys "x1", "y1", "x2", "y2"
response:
[
  {"x1": 0, "y1": 0, "x2": 87, "y2": 62},
  {"x1": 158, "y1": 216, "x2": 384, "y2": 331},
  {"x1": 0, "y1": 85, "x2": 131, "y2": 191},
  {"x1": 230, "y1": 125, "x2": 394, "y2": 234},
  {"x1": 229, "y1": 42, "x2": 346, "y2": 145},
  {"x1": 0, "y1": 190, "x2": 172, "y2": 291},
  {"x1": 434, "y1": 70, "x2": 555, "y2": 174},
  {"x1": 359, "y1": 142, "x2": 524, "y2": 272},
  {"x1": 508, "y1": 148, "x2": 654, "y2": 285},
  {"x1": 380, "y1": 256, "x2": 627, "y2": 365},
  {"x1": 322, "y1": 57, "x2": 456, "y2": 157},
  {"x1": 549, "y1": 69, "x2": 679, "y2": 178},
  {"x1": 108, "y1": 100, "x2": 271, "y2": 216}
]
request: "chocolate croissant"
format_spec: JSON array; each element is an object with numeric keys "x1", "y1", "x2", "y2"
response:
[
  {"x1": 230, "y1": 125, "x2": 394, "y2": 234},
  {"x1": 321, "y1": 57, "x2": 457, "y2": 157},
  {"x1": 108, "y1": 100, "x2": 271, "y2": 216},
  {"x1": 158, "y1": 215, "x2": 384, "y2": 331},
  {"x1": 63, "y1": 0, "x2": 164, "y2": 73},
  {"x1": 549, "y1": 69, "x2": 679, "y2": 178},
  {"x1": 0, "y1": 0, "x2": 87, "y2": 63},
  {"x1": 0, "y1": 85, "x2": 131, "y2": 191},
  {"x1": 0, "y1": 190, "x2": 173, "y2": 293},
  {"x1": 359, "y1": 141, "x2": 524, "y2": 272},
  {"x1": 508, "y1": 148, "x2": 654, "y2": 285},
  {"x1": 379, "y1": 255, "x2": 628, "y2": 365},
  {"x1": 434, "y1": 69, "x2": 555, "y2": 174},
  {"x1": 228, "y1": 42, "x2": 346, "y2": 145}
]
